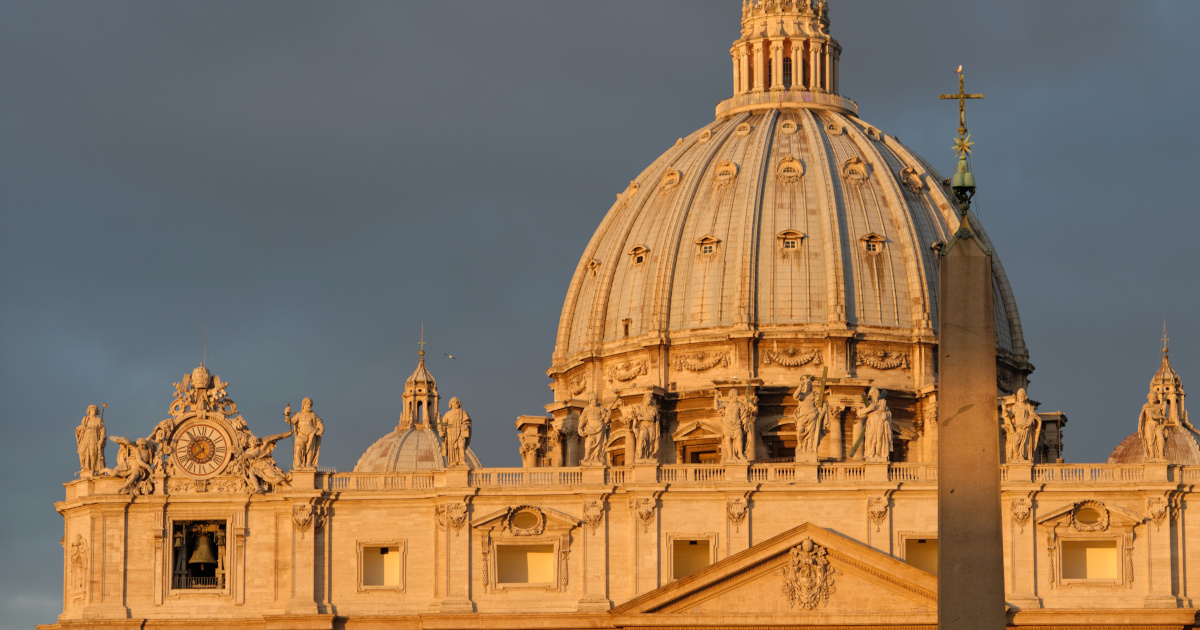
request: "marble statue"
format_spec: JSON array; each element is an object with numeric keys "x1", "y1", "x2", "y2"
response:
[
  {"x1": 793, "y1": 377, "x2": 828, "y2": 462},
  {"x1": 715, "y1": 389, "x2": 749, "y2": 462},
  {"x1": 283, "y1": 397, "x2": 324, "y2": 469},
  {"x1": 242, "y1": 431, "x2": 293, "y2": 493},
  {"x1": 441, "y1": 397, "x2": 472, "y2": 467},
  {"x1": 107, "y1": 436, "x2": 156, "y2": 495},
  {"x1": 621, "y1": 393, "x2": 660, "y2": 463},
  {"x1": 856, "y1": 388, "x2": 892, "y2": 463},
  {"x1": 74, "y1": 404, "x2": 106, "y2": 477},
  {"x1": 578, "y1": 395, "x2": 611, "y2": 467},
  {"x1": 1139, "y1": 390, "x2": 1167, "y2": 461},
  {"x1": 1003, "y1": 388, "x2": 1041, "y2": 463}
]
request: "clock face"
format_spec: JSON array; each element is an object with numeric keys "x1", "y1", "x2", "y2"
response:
[{"x1": 172, "y1": 421, "x2": 232, "y2": 478}]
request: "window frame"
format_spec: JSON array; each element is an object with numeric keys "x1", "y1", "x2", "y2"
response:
[{"x1": 357, "y1": 540, "x2": 407, "y2": 592}]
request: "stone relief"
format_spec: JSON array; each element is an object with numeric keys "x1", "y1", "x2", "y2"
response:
[
  {"x1": 1002, "y1": 388, "x2": 1041, "y2": 463},
  {"x1": 899, "y1": 165, "x2": 924, "y2": 194},
  {"x1": 283, "y1": 397, "x2": 324, "y2": 469},
  {"x1": 568, "y1": 374, "x2": 587, "y2": 397},
  {"x1": 560, "y1": 548, "x2": 570, "y2": 587},
  {"x1": 75, "y1": 404, "x2": 107, "y2": 477},
  {"x1": 170, "y1": 364, "x2": 237, "y2": 418},
  {"x1": 660, "y1": 169, "x2": 681, "y2": 191},
  {"x1": 606, "y1": 360, "x2": 647, "y2": 384},
  {"x1": 505, "y1": 506, "x2": 546, "y2": 536},
  {"x1": 793, "y1": 376, "x2": 829, "y2": 462},
  {"x1": 583, "y1": 500, "x2": 604, "y2": 533},
  {"x1": 997, "y1": 371, "x2": 1015, "y2": 395},
  {"x1": 577, "y1": 396, "x2": 613, "y2": 467},
  {"x1": 867, "y1": 495, "x2": 890, "y2": 532},
  {"x1": 762, "y1": 346, "x2": 821, "y2": 368},
  {"x1": 1147, "y1": 497, "x2": 1168, "y2": 529},
  {"x1": 856, "y1": 349, "x2": 909, "y2": 370},
  {"x1": 713, "y1": 161, "x2": 739, "y2": 187},
  {"x1": 715, "y1": 389, "x2": 757, "y2": 462},
  {"x1": 621, "y1": 393, "x2": 661, "y2": 463},
  {"x1": 673, "y1": 351, "x2": 730, "y2": 372},
  {"x1": 1011, "y1": 496, "x2": 1033, "y2": 532},
  {"x1": 1070, "y1": 501, "x2": 1110, "y2": 532},
  {"x1": 726, "y1": 497, "x2": 749, "y2": 532},
  {"x1": 292, "y1": 503, "x2": 315, "y2": 534},
  {"x1": 629, "y1": 498, "x2": 656, "y2": 534},
  {"x1": 446, "y1": 502, "x2": 468, "y2": 533},
  {"x1": 776, "y1": 156, "x2": 804, "y2": 183},
  {"x1": 855, "y1": 388, "x2": 892, "y2": 463},
  {"x1": 440, "y1": 397, "x2": 472, "y2": 467},
  {"x1": 780, "y1": 537, "x2": 836, "y2": 610},
  {"x1": 69, "y1": 535, "x2": 88, "y2": 594},
  {"x1": 1139, "y1": 389, "x2": 1167, "y2": 461}
]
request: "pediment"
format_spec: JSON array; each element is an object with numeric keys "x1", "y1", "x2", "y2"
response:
[
  {"x1": 471, "y1": 504, "x2": 581, "y2": 534},
  {"x1": 612, "y1": 523, "x2": 936, "y2": 624},
  {"x1": 671, "y1": 420, "x2": 720, "y2": 440}
]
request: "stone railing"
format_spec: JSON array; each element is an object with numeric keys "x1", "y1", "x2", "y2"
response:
[
  {"x1": 325, "y1": 472, "x2": 434, "y2": 492},
  {"x1": 714, "y1": 89, "x2": 858, "y2": 117},
  {"x1": 1001, "y1": 464, "x2": 1152, "y2": 484},
  {"x1": 468, "y1": 469, "x2": 584, "y2": 487},
  {"x1": 660, "y1": 465, "x2": 727, "y2": 484}
]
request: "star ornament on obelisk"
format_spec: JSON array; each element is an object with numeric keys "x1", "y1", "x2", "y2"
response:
[{"x1": 935, "y1": 66, "x2": 1005, "y2": 630}]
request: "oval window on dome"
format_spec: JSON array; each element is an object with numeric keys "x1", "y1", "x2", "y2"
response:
[
  {"x1": 660, "y1": 169, "x2": 682, "y2": 191},
  {"x1": 713, "y1": 161, "x2": 738, "y2": 186},
  {"x1": 780, "y1": 120, "x2": 799, "y2": 135},
  {"x1": 865, "y1": 126, "x2": 882, "y2": 141},
  {"x1": 826, "y1": 122, "x2": 844, "y2": 136},
  {"x1": 699, "y1": 129, "x2": 713, "y2": 143},
  {"x1": 735, "y1": 122, "x2": 753, "y2": 137},
  {"x1": 776, "y1": 156, "x2": 804, "y2": 183}
]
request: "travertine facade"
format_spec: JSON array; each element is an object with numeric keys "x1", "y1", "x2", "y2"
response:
[{"x1": 43, "y1": 2, "x2": 1200, "y2": 630}]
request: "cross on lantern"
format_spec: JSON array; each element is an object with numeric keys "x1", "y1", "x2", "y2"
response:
[{"x1": 939, "y1": 68, "x2": 984, "y2": 157}]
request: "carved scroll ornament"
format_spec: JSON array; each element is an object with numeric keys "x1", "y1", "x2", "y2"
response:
[
  {"x1": 781, "y1": 537, "x2": 837, "y2": 610},
  {"x1": 762, "y1": 346, "x2": 821, "y2": 367},
  {"x1": 726, "y1": 497, "x2": 749, "y2": 532},
  {"x1": 292, "y1": 503, "x2": 315, "y2": 533},
  {"x1": 899, "y1": 165, "x2": 924, "y2": 195},
  {"x1": 583, "y1": 500, "x2": 604, "y2": 533},
  {"x1": 1011, "y1": 496, "x2": 1033, "y2": 532},
  {"x1": 867, "y1": 496, "x2": 890, "y2": 532},
  {"x1": 856, "y1": 349, "x2": 909, "y2": 370},
  {"x1": 841, "y1": 156, "x2": 869, "y2": 185},
  {"x1": 673, "y1": 351, "x2": 730, "y2": 373},
  {"x1": 629, "y1": 498, "x2": 656, "y2": 533},
  {"x1": 606, "y1": 360, "x2": 647, "y2": 383}
]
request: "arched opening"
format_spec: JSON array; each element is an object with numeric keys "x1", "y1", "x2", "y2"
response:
[{"x1": 782, "y1": 57, "x2": 792, "y2": 88}]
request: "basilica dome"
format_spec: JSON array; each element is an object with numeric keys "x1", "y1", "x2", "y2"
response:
[
  {"x1": 543, "y1": 0, "x2": 1032, "y2": 465},
  {"x1": 548, "y1": 1, "x2": 1028, "y2": 401}
]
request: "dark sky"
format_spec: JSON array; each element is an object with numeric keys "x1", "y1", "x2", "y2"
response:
[{"x1": 3, "y1": 2, "x2": 1199, "y2": 626}]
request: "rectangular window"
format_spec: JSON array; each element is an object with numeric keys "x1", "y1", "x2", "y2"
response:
[
  {"x1": 904, "y1": 538, "x2": 938, "y2": 576},
  {"x1": 497, "y1": 544, "x2": 556, "y2": 584},
  {"x1": 672, "y1": 539, "x2": 712, "y2": 579},
  {"x1": 170, "y1": 520, "x2": 226, "y2": 590},
  {"x1": 1061, "y1": 540, "x2": 1118, "y2": 580},
  {"x1": 362, "y1": 546, "x2": 402, "y2": 587}
]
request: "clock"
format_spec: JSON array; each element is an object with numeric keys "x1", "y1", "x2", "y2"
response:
[{"x1": 172, "y1": 421, "x2": 232, "y2": 478}]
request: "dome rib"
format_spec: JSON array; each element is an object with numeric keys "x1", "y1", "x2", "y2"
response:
[
  {"x1": 799, "y1": 108, "x2": 847, "y2": 325},
  {"x1": 735, "y1": 110, "x2": 779, "y2": 330}
]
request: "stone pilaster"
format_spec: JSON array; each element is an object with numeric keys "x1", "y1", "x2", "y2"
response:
[
  {"x1": 439, "y1": 496, "x2": 474, "y2": 613},
  {"x1": 577, "y1": 495, "x2": 611, "y2": 611}
]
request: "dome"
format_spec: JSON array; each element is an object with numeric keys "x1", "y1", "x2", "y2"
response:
[
  {"x1": 353, "y1": 425, "x2": 482, "y2": 472},
  {"x1": 547, "y1": 1, "x2": 1029, "y2": 406},
  {"x1": 1108, "y1": 426, "x2": 1200, "y2": 465}
]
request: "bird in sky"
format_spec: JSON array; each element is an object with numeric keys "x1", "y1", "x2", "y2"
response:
[{"x1": 444, "y1": 353, "x2": 456, "y2": 360}]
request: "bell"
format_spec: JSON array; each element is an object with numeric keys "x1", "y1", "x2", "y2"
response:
[{"x1": 188, "y1": 534, "x2": 218, "y2": 566}]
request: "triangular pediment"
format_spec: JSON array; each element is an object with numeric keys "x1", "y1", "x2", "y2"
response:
[{"x1": 612, "y1": 523, "x2": 936, "y2": 626}]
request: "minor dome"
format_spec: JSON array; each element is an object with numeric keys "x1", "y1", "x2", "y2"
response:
[
  {"x1": 1108, "y1": 426, "x2": 1200, "y2": 465},
  {"x1": 353, "y1": 425, "x2": 482, "y2": 472}
]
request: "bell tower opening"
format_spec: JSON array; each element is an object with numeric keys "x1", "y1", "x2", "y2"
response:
[{"x1": 171, "y1": 520, "x2": 227, "y2": 590}]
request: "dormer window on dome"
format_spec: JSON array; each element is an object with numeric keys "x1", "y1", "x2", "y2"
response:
[
  {"x1": 695, "y1": 235, "x2": 721, "y2": 258},
  {"x1": 861, "y1": 233, "x2": 886, "y2": 255},
  {"x1": 628, "y1": 245, "x2": 649, "y2": 266},
  {"x1": 777, "y1": 230, "x2": 806, "y2": 258}
]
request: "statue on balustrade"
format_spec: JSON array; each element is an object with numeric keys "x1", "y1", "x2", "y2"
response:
[
  {"x1": 1003, "y1": 388, "x2": 1042, "y2": 463},
  {"x1": 74, "y1": 404, "x2": 107, "y2": 477},
  {"x1": 283, "y1": 397, "x2": 324, "y2": 469},
  {"x1": 578, "y1": 395, "x2": 612, "y2": 467},
  {"x1": 241, "y1": 431, "x2": 293, "y2": 493},
  {"x1": 793, "y1": 376, "x2": 828, "y2": 463},
  {"x1": 715, "y1": 389, "x2": 753, "y2": 462},
  {"x1": 440, "y1": 397, "x2": 472, "y2": 467},
  {"x1": 856, "y1": 387, "x2": 892, "y2": 463},
  {"x1": 622, "y1": 393, "x2": 661, "y2": 463},
  {"x1": 1139, "y1": 390, "x2": 1168, "y2": 461}
]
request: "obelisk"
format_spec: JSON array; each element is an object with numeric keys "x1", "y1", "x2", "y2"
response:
[{"x1": 937, "y1": 70, "x2": 1005, "y2": 630}]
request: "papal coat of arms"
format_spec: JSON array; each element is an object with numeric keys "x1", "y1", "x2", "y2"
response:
[{"x1": 781, "y1": 537, "x2": 837, "y2": 610}]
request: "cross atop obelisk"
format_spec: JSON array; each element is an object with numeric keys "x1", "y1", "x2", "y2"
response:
[{"x1": 940, "y1": 66, "x2": 984, "y2": 156}]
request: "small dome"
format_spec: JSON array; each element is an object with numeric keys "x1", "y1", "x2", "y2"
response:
[
  {"x1": 353, "y1": 425, "x2": 482, "y2": 472},
  {"x1": 407, "y1": 354, "x2": 435, "y2": 386},
  {"x1": 1108, "y1": 425, "x2": 1200, "y2": 465}
]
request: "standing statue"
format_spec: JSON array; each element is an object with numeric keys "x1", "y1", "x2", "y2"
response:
[
  {"x1": 441, "y1": 397, "x2": 472, "y2": 467},
  {"x1": 1003, "y1": 388, "x2": 1042, "y2": 463},
  {"x1": 578, "y1": 395, "x2": 612, "y2": 467},
  {"x1": 715, "y1": 389, "x2": 748, "y2": 462},
  {"x1": 793, "y1": 377, "x2": 828, "y2": 462},
  {"x1": 856, "y1": 387, "x2": 892, "y2": 463},
  {"x1": 283, "y1": 397, "x2": 324, "y2": 469},
  {"x1": 1139, "y1": 390, "x2": 1168, "y2": 461},
  {"x1": 74, "y1": 404, "x2": 107, "y2": 477},
  {"x1": 242, "y1": 431, "x2": 293, "y2": 493},
  {"x1": 621, "y1": 393, "x2": 661, "y2": 463},
  {"x1": 106, "y1": 436, "x2": 156, "y2": 495}
]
